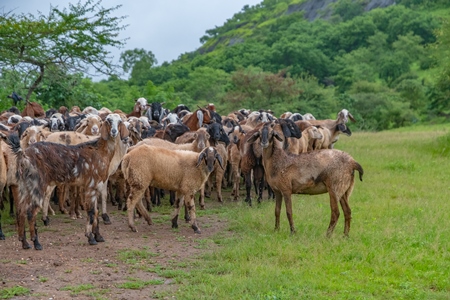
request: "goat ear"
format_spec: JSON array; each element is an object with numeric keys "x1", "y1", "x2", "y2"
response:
[
  {"x1": 247, "y1": 131, "x2": 260, "y2": 144},
  {"x1": 119, "y1": 122, "x2": 129, "y2": 140},
  {"x1": 348, "y1": 112, "x2": 356, "y2": 122},
  {"x1": 0, "y1": 131, "x2": 7, "y2": 141},
  {"x1": 196, "y1": 151, "x2": 206, "y2": 168},
  {"x1": 197, "y1": 110, "x2": 204, "y2": 128},
  {"x1": 280, "y1": 123, "x2": 291, "y2": 138},
  {"x1": 215, "y1": 152, "x2": 225, "y2": 170},
  {"x1": 273, "y1": 131, "x2": 284, "y2": 142},
  {"x1": 100, "y1": 122, "x2": 110, "y2": 140}
]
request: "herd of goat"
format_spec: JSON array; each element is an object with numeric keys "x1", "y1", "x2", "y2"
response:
[{"x1": 0, "y1": 98, "x2": 363, "y2": 250}]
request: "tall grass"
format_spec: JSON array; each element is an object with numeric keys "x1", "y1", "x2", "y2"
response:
[{"x1": 171, "y1": 124, "x2": 450, "y2": 299}]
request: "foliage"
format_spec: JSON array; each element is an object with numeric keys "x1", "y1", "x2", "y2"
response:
[
  {"x1": 1, "y1": 0, "x2": 450, "y2": 131},
  {"x1": 429, "y1": 19, "x2": 450, "y2": 115},
  {"x1": 0, "y1": 0, "x2": 127, "y2": 101}
]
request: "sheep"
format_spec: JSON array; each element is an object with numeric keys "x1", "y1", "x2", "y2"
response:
[
  {"x1": 308, "y1": 109, "x2": 355, "y2": 149},
  {"x1": 7, "y1": 113, "x2": 129, "y2": 249},
  {"x1": 122, "y1": 145, "x2": 224, "y2": 233},
  {"x1": 247, "y1": 122, "x2": 363, "y2": 236}
]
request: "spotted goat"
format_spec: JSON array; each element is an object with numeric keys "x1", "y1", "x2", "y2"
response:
[{"x1": 8, "y1": 113, "x2": 129, "y2": 250}]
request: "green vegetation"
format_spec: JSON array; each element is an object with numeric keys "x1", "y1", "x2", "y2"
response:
[
  {"x1": 149, "y1": 124, "x2": 450, "y2": 299},
  {"x1": 1, "y1": 0, "x2": 450, "y2": 131},
  {"x1": 0, "y1": 286, "x2": 29, "y2": 299},
  {"x1": 116, "y1": 277, "x2": 164, "y2": 290}
]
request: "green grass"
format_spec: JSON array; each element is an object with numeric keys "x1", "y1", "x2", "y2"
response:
[
  {"x1": 116, "y1": 277, "x2": 164, "y2": 290},
  {"x1": 165, "y1": 124, "x2": 450, "y2": 299},
  {"x1": 0, "y1": 286, "x2": 30, "y2": 299}
]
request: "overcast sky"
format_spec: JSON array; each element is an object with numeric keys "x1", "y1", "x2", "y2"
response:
[{"x1": 1, "y1": 0, "x2": 261, "y2": 78}]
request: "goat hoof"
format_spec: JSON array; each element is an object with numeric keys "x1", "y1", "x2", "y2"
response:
[
  {"x1": 88, "y1": 233, "x2": 97, "y2": 245},
  {"x1": 129, "y1": 226, "x2": 137, "y2": 233},
  {"x1": 95, "y1": 235, "x2": 105, "y2": 243},
  {"x1": 60, "y1": 209, "x2": 68, "y2": 214},
  {"x1": 200, "y1": 205, "x2": 205, "y2": 210},
  {"x1": 43, "y1": 217, "x2": 50, "y2": 226},
  {"x1": 22, "y1": 242, "x2": 32, "y2": 249},
  {"x1": 102, "y1": 213, "x2": 111, "y2": 225},
  {"x1": 34, "y1": 242, "x2": 43, "y2": 250},
  {"x1": 70, "y1": 214, "x2": 77, "y2": 220},
  {"x1": 0, "y1": 234, "x2": 5, "y2": 240},
  {"x1": 192, "y1": 226, "x2": 201, "y2": 234}
]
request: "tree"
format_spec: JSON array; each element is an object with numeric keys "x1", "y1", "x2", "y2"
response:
[
  {"x1": 429, "y1": 19, "x2": 450, "y2": 115},
  {"x1": 224, "y1": 67, "x2": 300, "y2": 112},
  {"x1": 0, "y1": 0, "x2": 127, "y2": 101},
  {"x1": 120, "y1": 48, "x2": 157, "y2": 84}
]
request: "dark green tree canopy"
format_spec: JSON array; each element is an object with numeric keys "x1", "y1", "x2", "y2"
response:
[{"x1": 0, "y1": 0, "x2": 127, "y2": 101}]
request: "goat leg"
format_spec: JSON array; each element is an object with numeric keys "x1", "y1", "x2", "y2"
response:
[
  {"x1": 17, "y1": 207, "x2": 31, "y2": 249},
  {"x1": 136, "y1": 199, "x2": 153, "y2": 227},
  {"x1": 100, "y1": 184, "x2": 111, "y2": 225},
  {"x1": 171, "y1": 196, "x2": 182, "y2": 229},
  {"x1": 283, "y1": 193, "x2": 296, "y2": 234},
  {"x1": 8, "y1": 186, "x2": 14, "y2": 218},
  {"x1": 186, "y1": 194, "x2": 201, "y2": 234},
  {"x1": 28, "y1": 204, "x2": 43, "y2": 250},
  {"x1": 125, "y1": 187, "x2": 145, "y2": 232},
  {"x1": 244, "y1": 172, "x2": 252, "y2": 206},
  {"x1": 86, "y1": 206, "x2": 98, "y2": 245},
  {"x1": 184, "y1": 203, "x2": 190, "y2": 223},
  {"x1": 93, "y1": 221, "x2": 104, "y2": 243},
  {"x1": 274, "y1": 191, "x2": 283, "y2": 231}
]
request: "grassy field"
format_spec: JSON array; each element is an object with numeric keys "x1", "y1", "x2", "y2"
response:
[
  {"x1": 1, "y1": 124, "x2": 450, "y2": 299},
  {"x1": 171, "y1": 124, "x2": 450, "y2": 299}
]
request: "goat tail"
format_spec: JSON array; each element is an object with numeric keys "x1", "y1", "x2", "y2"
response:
[
  {"x1": 121, "y1": 156, "x2": 130, "y2": 181},
  {"x1": 7, "y1": 133, "x2": 33, "y2": 181},
  {"x1": 354, "y1": 162, "x2": 364, "y2": 182}
]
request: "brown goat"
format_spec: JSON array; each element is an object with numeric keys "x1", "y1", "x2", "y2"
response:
[
  {"x1": 8, "y1": 113, "x2": 129, "y2": 250},
  {"x1": 121, "y1": 145, "x2": 224, "y2": 234},
  {"x1": 247, "y1": 122, "x2": 363, "y2": 236},
  {"x1": 182, "y1": 108, "x2": 213, "y2": 131},
  {"x1": 308, "y1": 109, "x2": 355, "y2": 149}
]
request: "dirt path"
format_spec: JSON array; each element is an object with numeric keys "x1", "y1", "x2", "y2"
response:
[{"x1": 0, "y1": 199, "x2": 230, "y2": 299}]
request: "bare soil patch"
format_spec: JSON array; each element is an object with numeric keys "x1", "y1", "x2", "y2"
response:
[{"x1": 0, "y1": 197, "x2": 231, "y2": 299}]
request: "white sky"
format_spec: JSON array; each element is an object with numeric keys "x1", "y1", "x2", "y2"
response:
[{"x1": 1, "y1": 0, "x2": 262, "y2": 78}]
